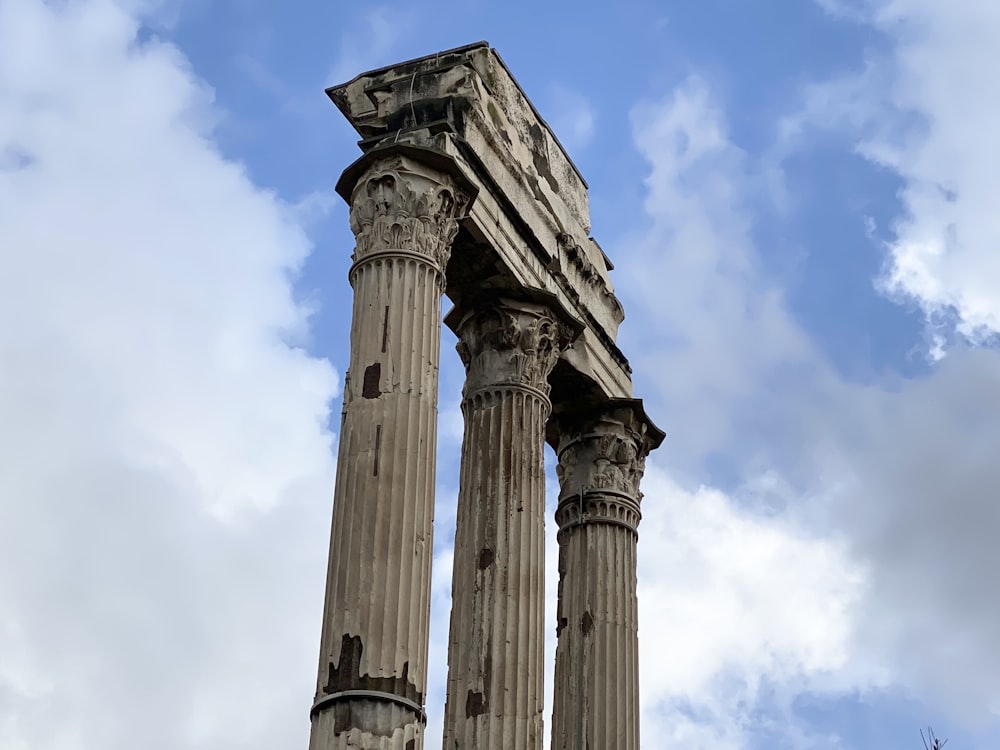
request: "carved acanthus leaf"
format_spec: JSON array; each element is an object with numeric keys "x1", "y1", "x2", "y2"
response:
[
  {"x1": 349, "y1": 164, "x2": 468, "y2": 268},
  {"x1": 456, "y1": 303, "x2": 568, "y2": 397},
  {"x1": 556, "y1": 428, "x2": 648, "y2": 501}
]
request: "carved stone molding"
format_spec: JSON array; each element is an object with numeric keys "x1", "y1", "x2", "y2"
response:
[
  {"x1": 555, "y1": 233, "x2": 624, "y2": 322},
  {"x1": 553, "y1": 494, "x2": 641, "y2": 537},
  {"x1": 454, "y1": 300, "x2": 572, "y2": 399},
  {"x1": 348, "y1": 155, "x2": 470, "y2": 270}
]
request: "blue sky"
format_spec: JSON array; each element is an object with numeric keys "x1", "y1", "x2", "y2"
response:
[{"x1": 2, "y1": 1, "x2": 1000, "y2": 749}]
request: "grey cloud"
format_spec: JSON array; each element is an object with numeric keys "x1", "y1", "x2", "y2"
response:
[{"x1": 834, "y1": 349, "x2": 1000, "y2": 720}]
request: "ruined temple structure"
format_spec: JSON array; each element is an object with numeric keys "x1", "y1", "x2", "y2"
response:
[{"x1": 308, "y1": 42, "x2": 664, "y2": 750}]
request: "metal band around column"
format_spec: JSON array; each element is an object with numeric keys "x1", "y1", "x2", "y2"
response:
[{"x1": 311, "y1": 690, "x2": 428, "y2": 724}]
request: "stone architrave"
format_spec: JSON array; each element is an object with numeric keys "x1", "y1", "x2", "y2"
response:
[
  {"x1": 549, "y1": 403, "x2": 662, "y2": 750},
  {"x1": 309, "y1": 151, "x2": 471, "y2": 750},
  {"x1": 441, "y1": 299, "x2": 575, "y2": 750}
]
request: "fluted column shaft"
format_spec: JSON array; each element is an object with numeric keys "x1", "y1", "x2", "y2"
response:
[
  {"x1": 550, "y1": 407, "x2": 654, "y2": 750},
  {"x1": 310, "y1": 154, "x2": 469, "y2": 750},
  {"x1": 442, "y1": 301, "x2": 569, "y2": 750}
]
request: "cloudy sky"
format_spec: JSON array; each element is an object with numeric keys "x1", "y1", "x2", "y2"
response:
[{"x1": 2, "y1": 0, "x2": 999, "y2": 748}]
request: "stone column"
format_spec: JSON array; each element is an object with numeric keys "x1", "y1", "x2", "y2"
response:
[
  {"x1": 441, "y1": 299, "x2": 573, "y2": 750},
  {"x1": 309, "y1": 152, "x2": 470, "y2": 750},
  {"x1": 549, "y1": 402, "x2": 660, "y2": 750}
]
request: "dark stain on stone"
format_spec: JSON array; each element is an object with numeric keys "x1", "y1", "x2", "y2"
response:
[
  {"x1": 464, "y1": 649, "x2": 491, "y2": 719},
  {"x1": 580, "y1": 611, "x2": 594, "y2": 636},
  {"x1": 477, "y1": 547, "x2": 494, "y2": 570},
  {"x1": 487, "y1": 100, "x2": 513, "y2": 146},
  {"x1": 326, "y1": 634, "x2": 364, "y2": 693},
  {"x1": 324, "y1": 632, "x2": 424, "y2": 707},
  {"x1": 528, "y1": 123, "x2": 561, "y2": 195},
  {"x1": 527, "y1": 177, "x2": 557, "y2": 229},
  {"x1": 466, "y1": 689, "x2": 487, "y2": 718},
  {"x1": 383, "y1": 95, "x2": 472, "y2": 137},
  {"x1": 362, "y1": 363, "x2": 381, "y2": 398},
  {"x1": 333, "y1": 703, "x2": 353, "y2": 735},
  {"x1": 556, "y1": 616, "x2": 568, "y2": 636},
  {"x1": 381, "y1": 305, "x2": 390, "y2": 353}
]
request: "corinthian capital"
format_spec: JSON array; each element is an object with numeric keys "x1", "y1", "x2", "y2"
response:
[
  {"x1": 453, "y1": 300, "x2": 573, "y2": 399},
  {"x1": 551, "y1": 401, "x2": 664, "y2": 533},
  {"x1": 348, "y1": 155, "x2": 471, "y2": 268},
  {"x1": 556, "y1": 426, "x2": 647, "y2": 501}
]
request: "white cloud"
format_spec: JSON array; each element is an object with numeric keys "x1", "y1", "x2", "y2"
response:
[
  {"x1": 424, "y1": 545, "x2": 455, "y2": 747},
  {"x1": 0, "y1": 0, "x2": 337, "y2": 747},
  {"x1": 619, "y1": 67, "x2": 1000, "y2": 747},
  {"x1": 609, "y1": 79, "x2": 871, "y2": 748},
  {"x1": 807, "y1": 0, "x2": 1000, "y2": 351},
  {"x1": 637, "y1": 466, "x2": 868, "y2": 749},
  {"x1": 772, "y1": 6, "x2": 1000, "y2": 724},
  {"x1": 620, "y1": 76, "x2": 819, "y2": 472}
]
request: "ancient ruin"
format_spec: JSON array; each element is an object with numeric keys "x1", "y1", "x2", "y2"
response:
[{"x1": 308, "y1": 42, "x2": 663, "y2": 750}]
